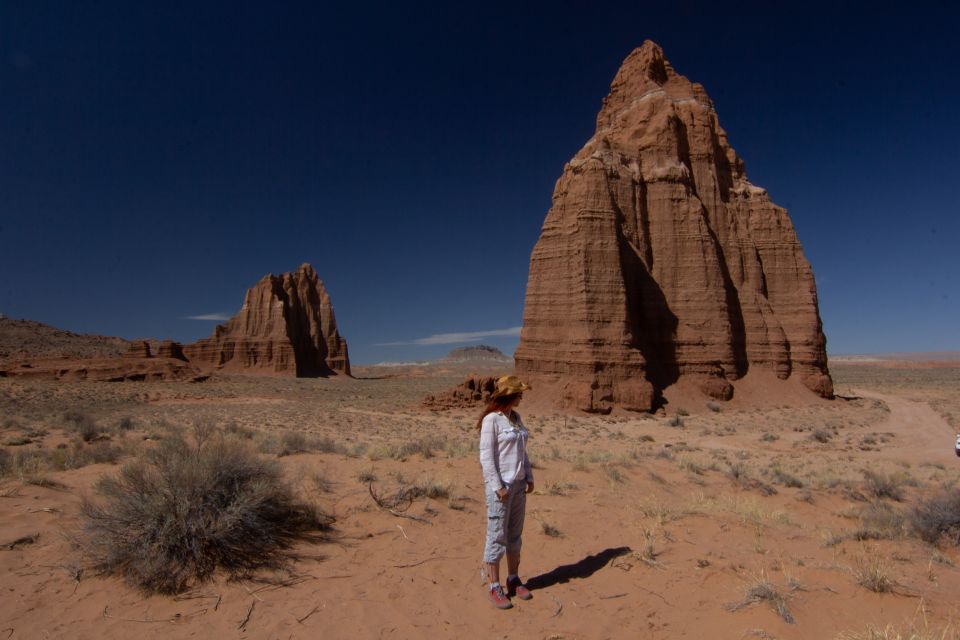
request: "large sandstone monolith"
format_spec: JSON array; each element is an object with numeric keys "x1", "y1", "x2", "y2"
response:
[
  {"x1": 515, "y1": 41, "x2": 832, "y2": 413},
  {"x1": 183, "y1": 263, "x2": 351, "y2": 376}
]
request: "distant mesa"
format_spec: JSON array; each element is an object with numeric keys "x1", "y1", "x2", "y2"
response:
[
  {"x1": 183, "y1": 263, "x2": 351, "y2": 377},
  {"x1": 444, "y1": 345, "x2": 511, "y2": 362},
  {"x1": 515, "y1": 41, "x2": 833, "y2": 413},
  {"x1": 0, "y1": 263, "x2": 350, "y2": 381}
]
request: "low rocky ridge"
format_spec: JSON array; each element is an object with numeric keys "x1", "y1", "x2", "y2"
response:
[
  {"x1": 0, "y1": 317, "x2": 129, "y2": 365},
  {"x1": 515, "y1": 40, "x2": 833, "y2": 413}
]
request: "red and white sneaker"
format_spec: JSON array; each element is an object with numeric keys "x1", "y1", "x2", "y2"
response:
[
  {"x1": 487, "y1": 584, "x2": 513, "y2": 609},
  {"x1": 507, "y1": 576, "x2": 532, "y2": 600}
]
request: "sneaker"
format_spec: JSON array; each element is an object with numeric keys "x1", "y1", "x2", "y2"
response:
[
  {"x1": 487, "y1": 584, "x2": 513, "y2": 609},
  {"x1": 507, "y1": 576, "x2": 532, "y2": 600}
]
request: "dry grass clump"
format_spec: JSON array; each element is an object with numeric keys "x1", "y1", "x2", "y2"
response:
[
  {"x1": 852, "y1": 549, "x2": 896, "y2": 593},
  {"x1": 726, "y1": 462, "x2": 777, "y2": 496},
  {"x1": 367, "y1": 435, "x2": 447, "y2": 461},
  {"x1": 725, "y1": 570, "x2": 795, "y2": 623},
  {"x1": 543, "y1": 480, "x2": 578, "y2": 496},
  {"x1": 602, "y1": 463, "x2": 627, "y2": 484},
  {"x1": 909, "y1": 489, "x2": 960, "y2": 544},
  {"x1": 837, "y1": 622, "x2": 958, "y2": 640},
  {"x1": 0, "y1": 439, "x2": 126, "y2": 480},
  {"x1": 80, "y1": 433, "x2": 332, "y2": 594},
  {"x1": 262, "y1": 431, "x2": 345, "y2": 457}
]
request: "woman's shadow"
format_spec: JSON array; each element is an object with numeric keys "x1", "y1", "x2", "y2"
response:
[{"x1": 526, "y1": 547, "x2": 631, "y2": 591}]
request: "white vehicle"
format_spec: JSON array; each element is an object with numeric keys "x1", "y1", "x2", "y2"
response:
[{"x1": 955, "y1": 434, "x2": 960, "y2": 457}]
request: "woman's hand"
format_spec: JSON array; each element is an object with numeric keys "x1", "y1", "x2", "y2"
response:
[
  {"x1": 525, "y1": 481, "x2": 534, "y2": 494},
  {"x1": 496, "y1": 487, "x2": 509, "y2": 502}
]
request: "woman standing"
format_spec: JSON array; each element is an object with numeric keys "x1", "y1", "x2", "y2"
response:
[{"x1": 478, "y1": 375, "x2": 534, "y2": 610}]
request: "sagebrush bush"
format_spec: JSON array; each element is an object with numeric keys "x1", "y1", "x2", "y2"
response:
[
  {"x1": 909, "y1": 489, "x2": 960, "y2": 544},
  {"x1": 80, "y1": 434, "x2": 332, "y2": 594},
  {"x1": 64, "y1": 410, "x2": 99, "y2": 442},
  {"x1": 862, "y1": 469, "x2": 905, "y2": 501}
]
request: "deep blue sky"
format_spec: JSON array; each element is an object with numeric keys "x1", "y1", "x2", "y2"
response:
[{"x1": 2, "y1": 2, "x2": 958, "y2": 363}]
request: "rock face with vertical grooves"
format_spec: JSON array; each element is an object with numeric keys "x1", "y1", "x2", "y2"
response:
[
  {"x1": 183, "y1": 263, "x2": 351, "y2": 376},
  {"x1": 515, "y1": 41, "x2": 832, "y2": 412}
]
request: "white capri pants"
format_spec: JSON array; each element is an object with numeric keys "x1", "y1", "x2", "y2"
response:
[{"x1": 483, "y1": 480, "x2": 526, "y2": 564}]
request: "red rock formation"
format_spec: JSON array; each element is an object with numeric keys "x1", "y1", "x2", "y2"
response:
[
  {"x1": 515, "y1": 41, "x2": 832, "y2": 412},
  {"x1": 123, "y1": 341, "x2": 152, "y2": 359},
  {"x1": 423, "y1": 376, "x2": 498, "y2": 409},
  {"x1": 156, "y1": 340, "x2": 186, "y2": 360},
  {"x1": 183, "y1": 264, "x2": 351, "y2": 376}
]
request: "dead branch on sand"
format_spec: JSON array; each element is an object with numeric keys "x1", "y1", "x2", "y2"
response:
[
  {"x1": 2, "y1": 533, "x2": 39, "y2": 550},
  {"x1": 238, "y1": 601, "x2": 255, "y2": 630},
  {"x1": 368, "y1": 482, "x2": 432, "y2": 524}
]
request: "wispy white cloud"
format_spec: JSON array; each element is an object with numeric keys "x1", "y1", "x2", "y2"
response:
[
  {"x1": 186, "y1": 313, "x2": 231, "y2": 321},
  {"x1": 375, "y1": 326, "x2": 521, "y2": 346}
]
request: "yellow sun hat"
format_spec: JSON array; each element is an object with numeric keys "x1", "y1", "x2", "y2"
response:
[{"x1": 491, "y1": 375, "x2": 531, "y2": 398}]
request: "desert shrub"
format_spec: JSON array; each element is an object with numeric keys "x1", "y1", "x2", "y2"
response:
[
  {"x1": 760, "y1": 432, "x2": 779, "y2": 442},
  {"x1": 769, "y1": 465, "x2": 805, "y2": 488},
  {"x1": 678, "y1": 456, "x2": 705, "y2": 475},
  {"x1": 80, "y1": 434, "x2": 331, "y2": 594},
  {"x1": 3, "y1": 436, "x2": 32, "y2": 446},
  {"x1": 726, "y1": 462, "x2": 748, "y2": 482},
  {"x1": 706, "y1": 402, "x2": 721, "y2": 413},
  {"x1": 64, "y1": 410, "x2": 99, "y2": 442},
  {"x1": 862, "y1": 469, "x2": 905, "y2": 501},
  {"x1": 313, "y1": 435, "x2": 344, "y2": 454},
  {"x1": 279, "y1": 431, "x2": 308, "y2": 456},
  {"x1": 312, "y1": 470, "x2": 333, "y2": 493},
  {"x1": 42, "y1": 440, "x2": 124, "y2": 472},
  {"x1": 117, "y1": 417, "x2": 135, "y2": 431},
  {"x1": 84, "y1": 441, "x2": 125, "y2": 465},
  {"x1": 909, "y1": 489, "x2": 960, "y2": 544},
  {"x1": 668, "y1": 415, "x2": 684, "y2": 427},
  {"x1": 852, "y1": 502, "x2": 906, "y2": 540},
  {"x1": 224, "y1": 421, "x2": 255, "y2": 439},
  {"x1": 0, "y1": 449, "x2": 11, "y2": 476},
  {"x1": 810, "y1": 428, "x2": 832, "y2": 444}
]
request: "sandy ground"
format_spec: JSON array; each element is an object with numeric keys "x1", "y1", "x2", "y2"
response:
[{"x1": 3, "y1": 362, "x2": 960, "y2": 639}]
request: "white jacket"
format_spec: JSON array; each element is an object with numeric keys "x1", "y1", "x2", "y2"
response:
[{"x1": 479, "y1": 411, "x2": 533, "y2": 489}]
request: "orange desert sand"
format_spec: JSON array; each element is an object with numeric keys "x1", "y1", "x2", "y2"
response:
[{"x1": 2, "y1": 357, "x2": 960, "y2": 639}]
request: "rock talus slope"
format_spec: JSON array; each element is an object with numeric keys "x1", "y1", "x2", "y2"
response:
[
  {"x1": 184, "y1": 263, "x2": 351, "y2": 376},
  {"x1": 515, "y1": 41, "x2": 832, "y2": 412}
]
